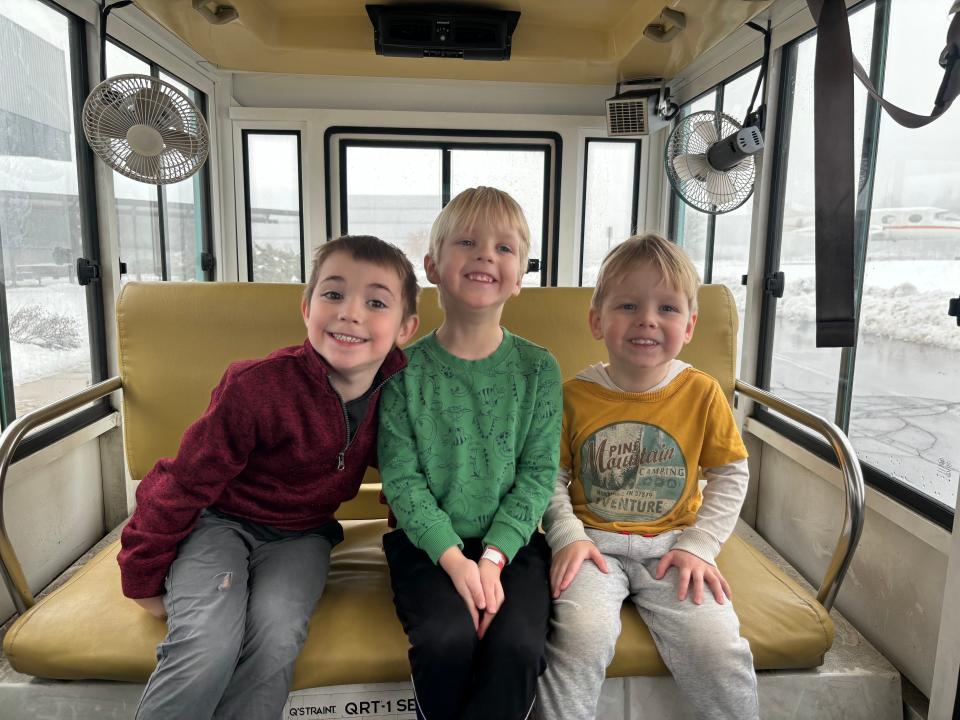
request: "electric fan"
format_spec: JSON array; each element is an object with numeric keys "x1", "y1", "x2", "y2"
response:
[
  {"x1": 81, "y1": 1, "x2": 210, "y2": 185},
  {"x1": 664, "y1": 111, "x2": 763, "y2": 214},
  {"x1": 83, "y1": 75, "x2": 209, "y2": 184}
]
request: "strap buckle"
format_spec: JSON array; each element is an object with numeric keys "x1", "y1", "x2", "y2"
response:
[{"x1": 939, "y1": 44, "x2": 957, "y2": 69}]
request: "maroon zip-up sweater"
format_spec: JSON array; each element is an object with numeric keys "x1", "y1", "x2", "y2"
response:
[{"x1": 118, "y1": 339, "x2": 407, "y2": 599}]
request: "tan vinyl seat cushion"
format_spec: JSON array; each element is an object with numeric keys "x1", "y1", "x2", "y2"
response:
[
  {"x1": 3, "y1": 518, "x2": 832, "y2": 683},
  {"x1": 3, "y1": 282, "x2": 833, "y2": 683}
]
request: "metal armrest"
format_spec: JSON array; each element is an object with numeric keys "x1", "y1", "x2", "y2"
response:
[
  {"x1": 736, "y1": 380, "x2": 865, "y2": 611},
  {"x1": 0, "y1": 377, "x2": 122, "y2": 613}
]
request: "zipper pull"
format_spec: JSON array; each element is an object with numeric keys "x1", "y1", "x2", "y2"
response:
[{"x1": 337, "y1": 452, "x2": 345, "y2": 471}]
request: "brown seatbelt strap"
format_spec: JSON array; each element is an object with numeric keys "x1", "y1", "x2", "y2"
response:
[
  {"x1": 810, "y1": 0, "x2": 857, "y2": 347},
  {"x1": 806, "y1": 0, "x2": 960, "y2": 347}
]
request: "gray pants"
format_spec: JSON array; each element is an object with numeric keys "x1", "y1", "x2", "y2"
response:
[
  {"x1": 537, "y1": 529, "x2": 758, "y2": 720},
  {"x1": 136, "y1": 513, "x2": 333, "y2": 720}
]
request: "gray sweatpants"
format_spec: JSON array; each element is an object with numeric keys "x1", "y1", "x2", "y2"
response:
[
  {"x1": 537, "y1": 529, "x2": 758, "y2": 720},
  {"x1": 136, "y1": 513, "x2": 333, "y2": 720}
]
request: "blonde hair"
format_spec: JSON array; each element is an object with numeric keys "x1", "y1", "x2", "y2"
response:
[
  {"x1": 591, "y1": 233, "x2": 700, "y2": 313},
  {"x1": 428, "y1": 186, "x2": 531, "y2": 282}
]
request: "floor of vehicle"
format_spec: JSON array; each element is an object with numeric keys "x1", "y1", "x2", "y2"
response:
[{"x1": 0, "y1": 524, "x2": 901, "y2": 720}]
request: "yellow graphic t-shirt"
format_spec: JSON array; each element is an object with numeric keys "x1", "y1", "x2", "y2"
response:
[{"x1": 562, "y1": 368, "x2": 748, "y2": 536}]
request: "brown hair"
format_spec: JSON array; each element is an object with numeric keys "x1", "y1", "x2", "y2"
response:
[
  {"x1": 428, "y1": 186, "x2": 531, "y2": 282},
  {"x1": 304, "y1": 235, "x2": 419, "y2": 319},
  {"x1": 591, "y1": 233, "x2": 700, "y2": 313}
]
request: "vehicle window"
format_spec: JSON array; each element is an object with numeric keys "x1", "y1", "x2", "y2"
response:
[
  {"x1": 450, "y1": 148, "x2": 546, "y2": 288},
  {"x1": 243, "y1": 131, "x2": 304, "y2": 282},
  {"x1": 848, "y1": 0, "x2": 960, "y2": 507},
  {"x1": 672, "y1": 90, "x2": 717, "y2": 277},
  {"x1": 579, "y1": 139, "x2": 639, "y2": 286},
  {"x1": 765, "y1": 3, "x2": 875, "y2": 423},
  {"x1": 0, "y1": 1, "x2": 97, "y2": 421},
  {"x1": 713, "y1": 67, "x2": 761, "y2": 372},
  {"x1": 338, "y1": 137, "x2": 553, "y2": 286},
  {"x1": 106, "y1": 42, "x2": 212, "y2": 283},
  {"x1": 344, "y1": 145, "x2": 441, "y2": 284},
  {"x1": 670, "y1": 68, "x2": 760, "y2": 373}
]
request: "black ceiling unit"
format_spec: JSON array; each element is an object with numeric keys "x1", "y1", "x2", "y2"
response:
[{"x1": 366, "y1": 5, "x2": 521, "y2": 60}]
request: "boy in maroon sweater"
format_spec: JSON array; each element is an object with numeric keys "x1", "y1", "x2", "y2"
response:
[{"x1": 118, "y1": 235, "x2": 419, "y2": 720}]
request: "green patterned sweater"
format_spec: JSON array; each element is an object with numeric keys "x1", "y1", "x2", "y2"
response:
[{"x1": 378, "y1": 329, "x2": 562, "y2": 563}]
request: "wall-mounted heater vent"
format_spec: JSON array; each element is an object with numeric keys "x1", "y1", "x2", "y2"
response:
[
  {"x1": 606, "y1": 92, "x2": 653, "y2": 136},
  {"x1": 605, "y1": 81, "x2": 674, "y2": 137}
]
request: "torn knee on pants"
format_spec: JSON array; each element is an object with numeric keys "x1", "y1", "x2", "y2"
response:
[{"x1": 214, "y1": 572, "x2": 233, "y2": 591}]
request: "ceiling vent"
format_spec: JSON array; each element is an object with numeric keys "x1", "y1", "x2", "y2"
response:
[{"x1": 366, "y1": 5, "x2": 520, "y2": 60}]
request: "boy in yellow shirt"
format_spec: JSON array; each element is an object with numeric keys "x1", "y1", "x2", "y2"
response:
[{"x1": 537, "y1": 233, "x2": 759, "y2": 720}]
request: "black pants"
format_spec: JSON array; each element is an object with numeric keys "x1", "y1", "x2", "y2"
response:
[{"x1": 383, "y1": 530, "x2": 551, "y2": 720}]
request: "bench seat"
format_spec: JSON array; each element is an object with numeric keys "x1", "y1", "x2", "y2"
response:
[
  {"x1": 3, "y1": 514, "x2": 832, "y2": 684},
  {"x1": 1, "y1": 282, "x2": 843, "y2": 694}
]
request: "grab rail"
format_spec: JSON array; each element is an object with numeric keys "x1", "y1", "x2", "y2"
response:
[
  {"x1": 0, "y1": 377, "x2": 122, "y2": 613},
  {"x1": 736, "y1": 380, "x2": 865, "y2": 610}
]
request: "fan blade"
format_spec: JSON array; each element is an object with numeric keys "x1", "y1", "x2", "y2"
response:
[
  {"x1": 160, "y1": 128, "x2": 202, "y2": 151},
  {"x1": 672, "y1": 153, "x2": 711, "y2": 183},
  {"x1": 692, "y1": 121, "x2": 718, "y2": 145},
  {"x1": 705, "y1": 171, "x2": 735, "y2": 202}
]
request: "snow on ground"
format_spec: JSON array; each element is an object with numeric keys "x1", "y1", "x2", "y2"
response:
[
  {"x1": 8, "y1": 280, "x2": 90, "y2": 385},
  {"x1": 715, "y1": 259, "x2": 960, "y2": 351}
]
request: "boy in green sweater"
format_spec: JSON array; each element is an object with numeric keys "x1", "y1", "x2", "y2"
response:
[{"x1": 378, "y1": 186, "x2": 562, "y2": 720}]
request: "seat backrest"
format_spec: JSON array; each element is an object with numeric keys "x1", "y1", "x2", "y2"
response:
[{"x1": 117, "y1": 283, "x2": 737, "y2": 482}]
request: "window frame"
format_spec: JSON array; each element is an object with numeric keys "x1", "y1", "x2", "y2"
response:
[
  {"x1": 241, "y1": 129, "x2": 307, "y2": 283},
  {"x1": 752, "y1": 0, "x2": 954, "y2": 529},
  {"x1": 577, "y1": 137, "x2": 642, "y2": 287},
  {"x1": 325, "y1": 127, "x2": 563, "y2": 287},
  {"x1": 0, "y1": 0, "x2": 111, "y2": 460}
]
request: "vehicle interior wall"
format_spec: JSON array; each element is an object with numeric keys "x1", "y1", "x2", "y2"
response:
[
  {"x1": 747, "y1": 418, "x2": 948, "y2": 696},
  {"x1": 0, "y1": 415, "x2": 118, "y2": 620}
]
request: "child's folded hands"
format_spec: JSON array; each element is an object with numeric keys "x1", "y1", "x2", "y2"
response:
[{"x1": 439, "y1": 546, "x2": 486, "y2": 630}]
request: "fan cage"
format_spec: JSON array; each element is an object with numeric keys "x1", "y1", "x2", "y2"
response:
[
  {"x1": 82, "y1": 74, "x2": 209, "y2": 185},
  {"x1": 665, "y1": 110, "x2": 756, "y2": 214}
]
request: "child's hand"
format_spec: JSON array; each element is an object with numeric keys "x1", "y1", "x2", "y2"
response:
[
  {"x1": 655, "y1": 549, "x2": 731, "y2": 605},
  {"x1": 477, "y1": 558, "x2": 505, "y2": 640},
  {"x1": 135, "y1": 595, "x2": 167, "y2": 619},
  {"x1": 439, "y1": 547, "x2": 485, "y2": 630},
  {"x1": 550, "y1": 540, "x2": 609, "y2": 598}
]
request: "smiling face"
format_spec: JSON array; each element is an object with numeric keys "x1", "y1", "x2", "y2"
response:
[
  {"x1": 424, "y1": 223, "x2": 523, "y2": 313},
  {"x1": 301, "y1": 251, "x2": 418, "y2": 388},
  {"x1": 589, "y1": 261, "x2": 697, "y2": 392}
]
